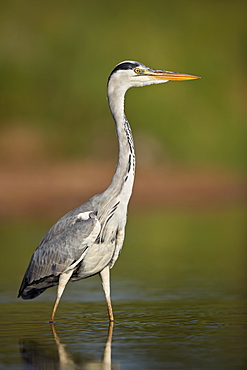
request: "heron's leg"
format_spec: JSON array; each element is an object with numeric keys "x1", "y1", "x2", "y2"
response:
[
  {"x1": 50, "y1": 270, "x2": 73, "y2": 323},
  {"x1": 100, "y1": 266, "x2": 114, "y2": 322}
]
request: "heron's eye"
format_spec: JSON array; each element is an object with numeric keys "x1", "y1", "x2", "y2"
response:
[{"x1": 134, "y1": 68, "x2": 141, "y2": 74}]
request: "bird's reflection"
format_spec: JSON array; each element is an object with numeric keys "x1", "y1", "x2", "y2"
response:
[{"x1": 20, "y1": 321, "x2": 118, "y2": 369}]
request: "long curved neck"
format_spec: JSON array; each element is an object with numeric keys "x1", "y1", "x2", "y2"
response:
[{"x1": 103, "y1": 81, "x2": 136, "y2": 203}]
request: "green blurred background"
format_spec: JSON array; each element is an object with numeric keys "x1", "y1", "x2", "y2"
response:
[{"x1": 0, "y1": 0, "x2": 246, "y2": 290}]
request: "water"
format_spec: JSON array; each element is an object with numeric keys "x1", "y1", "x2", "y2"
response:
[
  {"x1": 1, "y1": 278, "x2": 246, "y2": 369},
  {"x1": 0, "y1": 209, "x2": 246, "y2": 369}
]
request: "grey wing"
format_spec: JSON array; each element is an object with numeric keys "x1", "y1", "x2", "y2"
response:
[
  {"x1": 18, "y1": 211, "x2": 101, "y2": 299},
  {"x1": 38, "y1": 199, "x2": 96, "y2": 245}
]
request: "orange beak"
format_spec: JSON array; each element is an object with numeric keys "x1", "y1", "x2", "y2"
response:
[{"x1": 149, "y1": 70, "x2": 200, "y2": 81}]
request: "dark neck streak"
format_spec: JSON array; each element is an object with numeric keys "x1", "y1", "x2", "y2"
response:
[
  {"x1": 100, "y1": 85, "x2": 136, "y2": 210},
  {"x1": 107, "y1": 115, "x2": 135, "y2": 198}
]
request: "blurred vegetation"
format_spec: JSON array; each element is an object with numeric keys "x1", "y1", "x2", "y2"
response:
[{"x1": 0, "y1": 0, "x2": 246, "y2": 170}]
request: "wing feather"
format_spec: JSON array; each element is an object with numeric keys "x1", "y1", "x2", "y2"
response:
[{"x1": 18, "y1": 212, "x2": 100, "y2": 298}]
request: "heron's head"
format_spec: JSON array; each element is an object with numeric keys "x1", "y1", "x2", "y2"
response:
[{"x1": 108, "y1": 61, "x2": 200, "y2": 94}]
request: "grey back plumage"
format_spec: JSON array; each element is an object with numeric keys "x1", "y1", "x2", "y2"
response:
[
  {"x1": 18, "y1": 184, "x2": 128, "y2": 299},
  {"x1": 18, "y1": 202, "x2": 100, "y2": 297}
]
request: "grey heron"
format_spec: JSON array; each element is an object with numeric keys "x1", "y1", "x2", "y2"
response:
[{"x1": 18, "y1": 61, "x2": 200, "y2": 322}]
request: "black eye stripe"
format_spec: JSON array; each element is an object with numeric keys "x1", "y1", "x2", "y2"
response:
[
  {"x1": 108, "y1": 61, "x2": 141, "y2": 81},
  {"x1": 113, "y1": 62, "x2": 139, "y2": 72}
]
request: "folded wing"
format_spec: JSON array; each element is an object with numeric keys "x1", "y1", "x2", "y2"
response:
[{"x1": 18, "y1": 211, "x2": 101, "y2": 299}]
